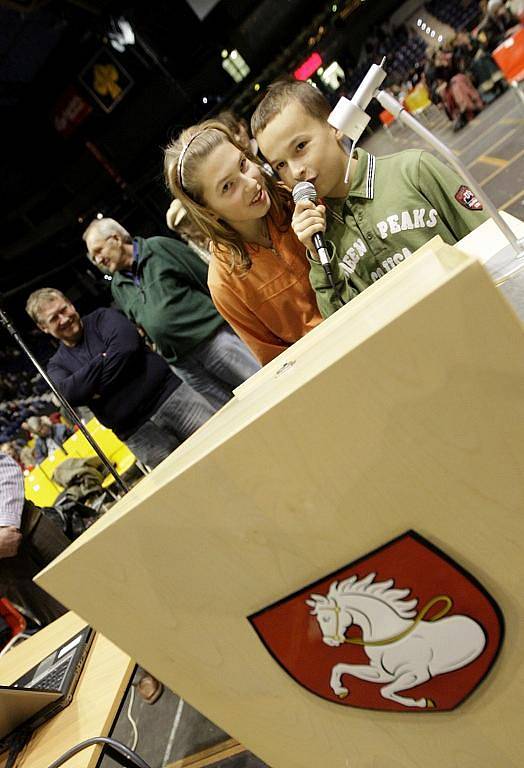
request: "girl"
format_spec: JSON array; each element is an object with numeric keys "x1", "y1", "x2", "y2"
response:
[{"x1": 163, "y1": 121, "x2": 322, "y2": 365}]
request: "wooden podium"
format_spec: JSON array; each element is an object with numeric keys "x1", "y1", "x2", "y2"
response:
[{"x1": 37, "y1": 238, "x2": 524, "y2": 768}]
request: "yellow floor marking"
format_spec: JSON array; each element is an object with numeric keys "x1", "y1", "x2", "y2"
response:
[
  {"x1": 477, "y1": 155, "x2": 509, "y2": 168},
  {"x1": 500, "y1": 189, "x2": 524, "y2": 210},
  {"x1": 500, "y1": 118, "x2": 524, "y2": 125},
  {"x1": 466, "y1": 128, "x2": 517, "y2": 168},
  {"x1": 480, "y1": 147, "x2": 524, "y2": 185}
]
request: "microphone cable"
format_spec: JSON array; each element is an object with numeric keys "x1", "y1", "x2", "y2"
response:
[{"x1": 46, "y1": 736, "x2": 151, "y2": 768}]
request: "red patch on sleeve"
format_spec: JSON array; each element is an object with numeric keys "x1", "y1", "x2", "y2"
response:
[{"x1": 455, "y1": 185, "x2": 483, "y2": 211}]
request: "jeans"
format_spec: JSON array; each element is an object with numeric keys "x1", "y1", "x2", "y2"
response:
[
  {"x1": 126, "y1": 382, "x2": 216, "y2": 469},
  {"x1": 175, "y1": 326, "x2": 260, "y2": 409}
]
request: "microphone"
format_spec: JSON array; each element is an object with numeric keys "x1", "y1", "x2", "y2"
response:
[
  {"x1": 292, "y1": 181, "x2": 330, "y2": 266},
  {"x1": 328, "y1": 57, "x2": 387, "y2": 143},
  {"x1": 292, "y1": 181, "x2": 344, "y2": 305}
]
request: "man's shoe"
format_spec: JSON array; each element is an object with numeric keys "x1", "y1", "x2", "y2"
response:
[{"x1": 135, "y1": 673, "x2": 163, "y2": 705}]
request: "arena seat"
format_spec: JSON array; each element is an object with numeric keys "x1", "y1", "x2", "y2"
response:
[
  {"x1": 24, "y1": 465, "x2": 61, "y2": 507},
  {"x1": 39, "y1": 448, "x2": 69, "y2": 487}
]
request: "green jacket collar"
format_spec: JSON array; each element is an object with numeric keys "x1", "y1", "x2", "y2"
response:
[
  {"x1": 325, "y1": 149, "x2": 376, "y2": 214},
  {"x1": 113, "y1": 237, "x2": 150, "y2": 286}
]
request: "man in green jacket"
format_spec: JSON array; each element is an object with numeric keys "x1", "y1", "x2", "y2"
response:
[{"x1": 83, "y1": 218, "x2": 260, "y2": 407}]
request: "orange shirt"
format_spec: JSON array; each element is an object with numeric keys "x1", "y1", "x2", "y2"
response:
[{"x1": 208, "y1": 218, "x2": 322, "y2": 365}]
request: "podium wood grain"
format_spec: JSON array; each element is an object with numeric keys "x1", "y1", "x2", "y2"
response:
[{"x1": 36, "y1": 242, "x2": 524, "y2": 768}]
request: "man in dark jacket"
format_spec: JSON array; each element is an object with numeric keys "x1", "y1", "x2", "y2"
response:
[
  {"x1": 82, "y1": 218, "x2": 260, "y2": 408},
  {"x1": 25, "y1": 289, "x2": 215, "y2": 469}
]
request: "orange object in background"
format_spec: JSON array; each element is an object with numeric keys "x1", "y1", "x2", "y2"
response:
[
  {"x1": 379, "y1": 109, "x2": 395, "y2": 126},
  {"x1": 492, "y1": 25, "x2": 524, "y2": 83}
]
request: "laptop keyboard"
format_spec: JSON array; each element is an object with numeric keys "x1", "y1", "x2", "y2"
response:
[{"x1": 32, "y1": 660, "x2": 69, "y2": 692}]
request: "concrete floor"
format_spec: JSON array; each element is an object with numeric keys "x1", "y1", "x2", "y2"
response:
[{"x1": 99, "y1": 87, "x2": 524, "y2": 768}]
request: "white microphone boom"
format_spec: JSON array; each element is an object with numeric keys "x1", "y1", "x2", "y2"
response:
[{"x1": 328, "y1": 57, "x2": 387, "y2": 143}]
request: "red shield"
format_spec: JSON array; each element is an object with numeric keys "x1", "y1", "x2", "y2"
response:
[{"x1": 249, "y1": 531, "x2": 503, "y2": 712}]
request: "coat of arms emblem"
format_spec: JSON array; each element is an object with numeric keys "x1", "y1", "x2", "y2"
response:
[{"x1": 249, "y1": 531, "x2": 503, "y2": 712}]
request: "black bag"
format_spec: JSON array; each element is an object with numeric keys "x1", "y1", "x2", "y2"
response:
[{"x1": 41, "y1": 495, "x2": 100, "y2": 540}]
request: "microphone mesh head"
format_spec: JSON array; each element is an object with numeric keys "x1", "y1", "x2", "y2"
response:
[{"x1": 292, "y1": 181, "x2": 317, "y2": 204}]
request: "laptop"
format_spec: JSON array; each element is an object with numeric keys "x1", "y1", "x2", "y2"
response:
[{"x1": 0, "y1": 625, "x2": 94, "y2": 755}]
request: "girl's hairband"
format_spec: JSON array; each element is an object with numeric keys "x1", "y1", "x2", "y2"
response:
[{"x1": 177, "y1": 130, "x2": 208, "y2": 194}]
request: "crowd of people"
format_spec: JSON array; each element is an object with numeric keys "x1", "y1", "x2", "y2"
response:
[
  {"x1": 341, "y1": 1, "x2": 522, "y2": 133},
  {"x1": 424, "y1": 0, "x2": 521, "y2": 129},
  {"x1": 1, "y1": 0, "x2": 521, "y2": 650},
  {"x1": 0, "y1": 350, "x2": 60, "y2": 471}
]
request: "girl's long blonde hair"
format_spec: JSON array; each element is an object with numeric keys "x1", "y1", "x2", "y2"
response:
[{"x1": 163, "y1": 120, "x2": 291, "y2": 272}]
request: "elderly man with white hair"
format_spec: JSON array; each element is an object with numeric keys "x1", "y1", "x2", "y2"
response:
[{"x1": 82, "y1": 217, "x2": 260, "y2": 409}]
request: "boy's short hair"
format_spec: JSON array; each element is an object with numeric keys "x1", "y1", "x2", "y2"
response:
[{"x1": 251, "y1": 80, "x2": 331, "y2": 138}]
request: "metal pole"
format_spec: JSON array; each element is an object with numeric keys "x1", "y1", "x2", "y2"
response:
[
  {"x1": 0, "y1": 307, "x2": 129, "y2": 494},
  {"x1": 375, "y1": 88, "x2": 524, "y2": 262}
]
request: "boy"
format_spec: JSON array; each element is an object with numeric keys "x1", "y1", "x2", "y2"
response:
[{"x1": 251, "y1": 80, "x2": 488, "y2": 317}]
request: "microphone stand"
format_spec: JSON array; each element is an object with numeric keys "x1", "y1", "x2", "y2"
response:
[
  {"x1": 374, "y1": 89, "x2": 524, "y2": 285},
  {"x1": 0, "y1": 307, "x2": 129, "y2": 494},
  {"x1": 328, "y1": 61, "x2": 524, "y2": 286}
]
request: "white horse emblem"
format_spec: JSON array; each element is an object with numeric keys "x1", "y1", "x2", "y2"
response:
[{"x1": 306, "y1": 572, "x2": 486, "y2": 709}]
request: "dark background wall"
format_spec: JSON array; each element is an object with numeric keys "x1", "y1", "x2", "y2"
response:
[{"x1": 0, "y1": 0, "x2": 400, "y2": 333}]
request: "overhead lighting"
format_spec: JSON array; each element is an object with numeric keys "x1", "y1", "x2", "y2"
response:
[
  {"x1": 421, "y1": 22, "x2": 426, "y2": 31},
  {"x1": 417, "y1": 18, "x2": 422, "y2": 26},
  {"x1": 96, "y1": 212, "x2": 104, "y2": 219},
  {"x1": 202, "y1": 96, "x2": 208, "y2": 104},
  {"x1": 222, "y1": 49, "x2": 250, "y2": 83},
  {"x1": 254, "y1": 83, "x2": 261, "y2": 91},
  {"x1": 294, "y1": 52, "x2": 322, "y2": 81},
  {"x1": 108, "y1": 16, "x2": 135, "y2": 53},
  {"x1": 332, "y1": 4, "x2": 338, "y2": 11},
  {"x1": 320, "y1": 61, "x2": 345, "y2": 91},
  {"x1": 221, "y1": 49, "x2": 228, "y2": 59}
]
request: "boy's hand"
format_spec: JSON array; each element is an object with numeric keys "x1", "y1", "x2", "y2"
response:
[{"x1": 292, "y1": 200, "x2": 326, "y2": 257}]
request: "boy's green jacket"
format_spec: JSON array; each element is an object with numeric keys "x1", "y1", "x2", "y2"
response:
[
  {"x1": 111, "y1": 236, "x2": 224, "y2": 363},
  {"x1": 309, "y1": 148, "x2": 488, "y2": 317}
]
